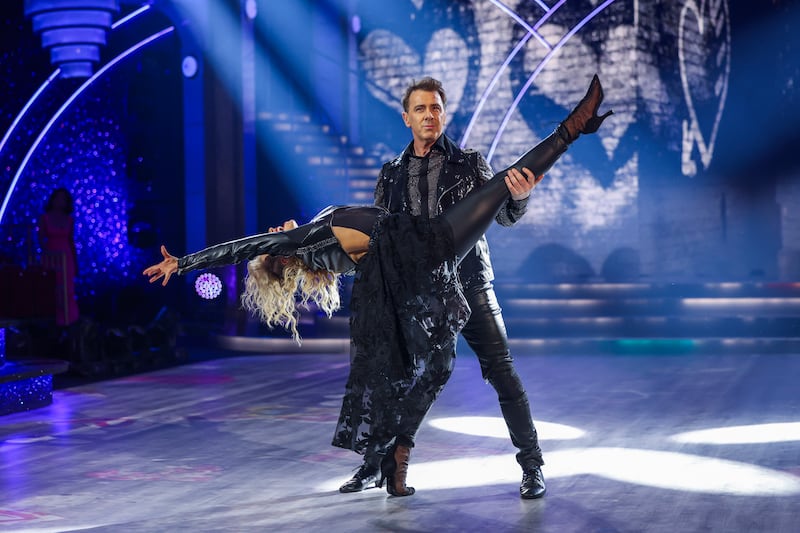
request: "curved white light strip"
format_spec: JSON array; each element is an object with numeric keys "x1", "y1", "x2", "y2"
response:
[
  {"x1": 427, "y1": 416, "x2": 586, "y2": 440},
  {"x1": 111, "y1": 4, "x2": 151, "y2": 30},
  {"x1": 671, "y1": 422, "x2": 800, "y2": 445},
  {"x1": 316, "y1": 447, "x2": 800, "y2": 496},
  {"x1": 0, "y1": 69, "x2": 61, "y2": 158},
  {"x1": 0, "y1": 5, "x2": 152, "y2": 160},
  {"x1": 0, "y1": 27, "x2": 175, "y2": 223},
  {"x1": 459, "y1": 33, "x2": 533, "y2": 149},
  {"x1": 683, "y1": 297, "x2": 800, "y2": 306},
  {"x1": 460, "y1": 0, "x2": 564, "y2": 148},
  {"x1": 490, "y1": 0, "x2": 554, "y2": 44},
  {"x1": 487, "y1": 0, "x2": 618, "y2": 161}
]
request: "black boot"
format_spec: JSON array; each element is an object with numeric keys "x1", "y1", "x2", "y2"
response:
[
  {"x1": 502, "y1": 74, "x2": 613, "y2": 177},
  {"x1": 378, "y1": 443, "x2": 415, "y2": 496},
  {"x1": 560, "y1": 73, "x2": 614, "y2": 142},
  {"x1": 339, "y1": 461, "x2": 380, "y2": 493},
  {"x1": 520, "y1": 466, "x2": 546, "y2": 499}
]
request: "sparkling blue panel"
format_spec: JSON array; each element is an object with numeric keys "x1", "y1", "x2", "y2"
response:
[
  {"x1": 1, "y1": 77, "x2": 149, "y2": 296},
  {"x1": 0, "y1": 374, "x2": 53, "y2": 416}
]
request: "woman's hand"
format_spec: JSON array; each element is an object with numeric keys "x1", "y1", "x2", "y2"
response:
[
  {"x1": 268, "y1": 219, "x2": 299, "y2": 233},
  {"x1": 143, "y1": 245, "x2": 179, "y2": 286}
]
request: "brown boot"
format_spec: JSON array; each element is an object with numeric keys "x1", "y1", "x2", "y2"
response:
[
  {"x1": 560, "y1": 74, "x2": 614, "y2": 142},
  {"x1": 379, "y1": 444, "x2": 416, "y2": 496}
]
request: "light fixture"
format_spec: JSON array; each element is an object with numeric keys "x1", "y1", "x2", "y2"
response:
[
  {"x1": 195, "y1": 273, "x2": 223, "y2": 300},
  {"x1": 25, "y1": 0, "x2": 121, "y2": 78},
  {"x1": 181, "y1": 55, "x2": 198, "y2": 78}
]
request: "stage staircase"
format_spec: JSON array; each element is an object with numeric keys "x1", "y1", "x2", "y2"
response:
[
  {"x1": 257, "y1": 111, "x2": 383, "y2": 206},
  {"x1": 215, "y1": 280, "x2": 800, "y2": 356},
  {"x1": 491, "y1": 281, "x2": 800, "y2": 355}
]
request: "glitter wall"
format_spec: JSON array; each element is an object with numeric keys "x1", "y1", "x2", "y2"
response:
[{"x1": 1, "y1": 4, "x2": 185, "y2": 322}]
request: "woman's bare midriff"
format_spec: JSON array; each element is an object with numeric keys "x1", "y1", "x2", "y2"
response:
[{"x1": 332, "y1": 226, "x2": 370, "y2": 264}]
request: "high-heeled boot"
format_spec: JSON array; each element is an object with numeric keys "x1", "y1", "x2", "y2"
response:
[
  {"x1": 499, "y1": 74, "x2": 613, "y2": 180},
  {"x1": 560, "y1": 73, "x2": 614, "y2": 142},
  {"x1": 379, "y1": 443, "x2": 415, "y2": 496},
  {"x1": 176, "y1": 206, "x2": 357, "y2": 275},
  {"x1": 444, "y1": 75, "x2": 613, "y2": 260}
]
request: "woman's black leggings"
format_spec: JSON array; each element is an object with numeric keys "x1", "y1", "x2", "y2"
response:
[{"x1": 443, "y1": 125, "x2": 570, "y2": 260}]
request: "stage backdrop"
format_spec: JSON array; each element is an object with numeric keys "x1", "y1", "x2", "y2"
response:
[{"x1": 348, "y1": 0, "x2": 799, "y2": 283}]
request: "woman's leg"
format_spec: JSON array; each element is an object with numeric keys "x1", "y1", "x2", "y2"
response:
[
  {"x1": 373, "y1": 339, "x2": 457, "y2": 496},
  {"x1": 443, "y1": 75, "x2": 612, "y2": 260}
]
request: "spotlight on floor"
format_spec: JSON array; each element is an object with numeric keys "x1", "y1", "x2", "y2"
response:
[
  {"x1": 670, "y1": 422, "x2": 800, "y2": 445},
  {"x1": 427, "y1": 416, "x2": 586, "y2": 440}
]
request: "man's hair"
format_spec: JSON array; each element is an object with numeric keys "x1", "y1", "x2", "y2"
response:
[{"x1": 402, "y1": 77, "x2": 447, "y2": 112}]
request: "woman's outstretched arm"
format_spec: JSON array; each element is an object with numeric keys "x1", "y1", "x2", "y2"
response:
[{"x1": 143, "y1": 211, "x2": 375, "y2": 286}]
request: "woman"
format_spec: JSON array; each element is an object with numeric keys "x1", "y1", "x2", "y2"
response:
[
  {"x1": 40, "y1": 187, "x2": 80, "y2": 326},
  {"x1": 144, "y1": 74, "x2": 612, "y2": 497}
]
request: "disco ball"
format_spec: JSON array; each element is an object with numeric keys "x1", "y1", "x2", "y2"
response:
[{"x1": 194, "y1": 272, "x2": 223, "y2": 300}]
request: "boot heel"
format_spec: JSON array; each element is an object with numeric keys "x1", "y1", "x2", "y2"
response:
[
  {"x1": 379, "y1": 447, "x2": 396, "y2": 493},
  {"x1": 383, "y1": 444, "x2": 415, "y2": 497},
  {"x1": 561, "y1": 74, "x2": 613, "y2": 141}
]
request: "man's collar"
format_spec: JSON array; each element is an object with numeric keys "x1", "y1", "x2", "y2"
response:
[
  {"x1": 405, "y1": 134, "x2": 449, "y2": 158},
  {"x1": 432, "y1": 134, "x2": 448, "y2": 153}
]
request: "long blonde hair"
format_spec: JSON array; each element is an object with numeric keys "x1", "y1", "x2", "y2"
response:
[{"x1": 241, "y1": 256, "x2": 341, "y2": 343}]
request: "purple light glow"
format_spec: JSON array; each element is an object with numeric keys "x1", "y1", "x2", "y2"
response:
[{"x1": 195, "y1": 273, "x2": 223, "y2": 300}]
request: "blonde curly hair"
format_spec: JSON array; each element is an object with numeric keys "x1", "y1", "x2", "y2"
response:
[{"x1": 241, "y1": 255, "x2": 341, "y2": 343}]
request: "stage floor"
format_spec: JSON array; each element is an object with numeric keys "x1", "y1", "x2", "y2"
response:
[{"x1": 1, "y1": 348, "x2": 799, "y2": 532}]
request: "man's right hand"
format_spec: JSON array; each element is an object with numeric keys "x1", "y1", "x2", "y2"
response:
[{"x1": 505, "y1": 167, "x2": 544, "y2": 201}]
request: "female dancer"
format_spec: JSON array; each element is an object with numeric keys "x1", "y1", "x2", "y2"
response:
[
  {"x1": 40, "y1": 187, "x2": 80, "y2": 326},
  {"x1": 144, "y1": 74, "x2": 612, "y2": 497}
]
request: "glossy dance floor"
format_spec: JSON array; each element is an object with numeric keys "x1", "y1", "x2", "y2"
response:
[{"x1": 1, "y1": 349, "x2": 799, "y2": 532}]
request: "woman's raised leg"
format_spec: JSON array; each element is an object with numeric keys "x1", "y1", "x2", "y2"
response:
[{"x1": 443, "y1": 74, "x2": 613, "y2": 260}]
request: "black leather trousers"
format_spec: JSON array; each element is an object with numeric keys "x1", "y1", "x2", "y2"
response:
[{"x1": 460, "y1": 282, "x2": 544, "y2": 469}]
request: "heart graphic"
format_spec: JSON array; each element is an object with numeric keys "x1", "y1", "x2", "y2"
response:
[
  {"x1": 678, "y1": 0, "x2": 731, "y2": 176},
  {"x1": 356, "y1": 0, "x2": 481, "y2": 138},
  {"x1": 360, "y1": 28, "x2": 470, "y2": 116},
  {"x1": 520, "y1": 22, "x2": 637, "y2": 161}
]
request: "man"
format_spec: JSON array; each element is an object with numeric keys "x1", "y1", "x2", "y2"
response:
[{"x1": 339, "y1": 77, "x2": 546, "y2": 499}]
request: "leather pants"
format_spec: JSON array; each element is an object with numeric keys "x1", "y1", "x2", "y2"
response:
[{"x1": 460, "y1": 283, "x2": 544, "y2": 469}]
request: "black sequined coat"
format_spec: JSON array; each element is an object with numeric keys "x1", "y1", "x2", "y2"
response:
[
  {"x1": 332, "y1": 211, "x2": 470, "y2": 455},
  {"x1": 374, "y1": 134, "x2": 528, "y2": 290}
]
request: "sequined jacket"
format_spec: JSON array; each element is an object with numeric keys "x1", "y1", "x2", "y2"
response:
[{"x1": 374, "y1": 134, "x2": 528, "y2": 289}]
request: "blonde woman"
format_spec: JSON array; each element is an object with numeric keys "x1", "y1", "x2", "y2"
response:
[{"x1": 143, "y1": 74, "x2": 611, "y2": 497}]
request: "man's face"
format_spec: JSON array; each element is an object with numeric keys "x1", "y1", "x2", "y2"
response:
[{"x1": 402, "y1": 90, "x2": 446, "y2": 146}]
